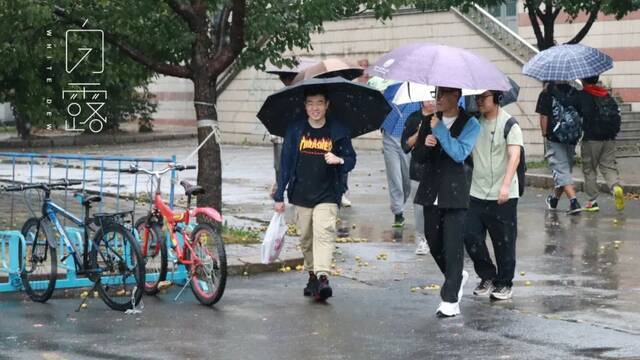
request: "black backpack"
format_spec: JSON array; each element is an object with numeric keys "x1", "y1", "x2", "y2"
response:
[
  {"x1": 550, "y1": 96, "x2": 583, "y2": 145},
  {"x1": 504, "y1": 117, "x2": 526, "y2": 196},
  {"x1": 590, "y1": 94, "x2": 621, "y2": 140}
]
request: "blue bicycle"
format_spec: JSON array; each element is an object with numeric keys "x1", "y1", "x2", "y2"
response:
[{"x1": 3, "y1": 180, "x2": 145, "y2": 311}]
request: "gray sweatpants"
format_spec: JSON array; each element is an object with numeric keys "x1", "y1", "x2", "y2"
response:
[
  {"x1": 545, "y1": 140, "x2": 576, "y2": 188},
  {"x1": 581, "y1": 140, "x2": 621, "y2": 201},
  {"x1": 383, "y1": 132, "x2": 411, "y2": 215},
  {"x1": 412, "y1": 180, "x2": 425, "y2": 243}
]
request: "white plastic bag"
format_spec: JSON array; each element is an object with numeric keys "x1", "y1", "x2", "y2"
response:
[{"x1": 261, "y1": 212, "x2": 287, "y2": 264}]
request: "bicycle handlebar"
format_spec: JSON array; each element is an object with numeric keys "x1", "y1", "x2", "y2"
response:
[
  {"x1": 2, "y1": 179, "x2": 82, "y2": 192},
  {"x1": 120, "y1": 163, "x2": 196, "y2": 176}
]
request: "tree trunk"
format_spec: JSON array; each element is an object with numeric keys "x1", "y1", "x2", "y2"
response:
[
  {"x1": 541, "y1": 13, "x2": 555, "y2": 50},
  {"x1": 192, "y1": 73, "x2": 222, "y2": 218},
  {"x1": 12, "y1": 103, "x2": 30, "y2": 140}
]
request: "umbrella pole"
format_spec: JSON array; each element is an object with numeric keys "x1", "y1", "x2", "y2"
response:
[{"x1": 434, "y1": 87, "x2": 439, "y2": 114}]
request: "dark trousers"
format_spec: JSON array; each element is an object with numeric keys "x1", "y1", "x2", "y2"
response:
[
  {"x1": 423, "y1": 206, "x2": 466, "y2": 303},
  {"x1": 463, "y1": 197, "x2": 518, "y2": 288}
]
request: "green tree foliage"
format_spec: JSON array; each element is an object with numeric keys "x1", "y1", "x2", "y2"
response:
[
  {"x1": 45, "y1": 0, "x2": 407, "y2": 211},
  {"x1": 0, "y1": 1, "x2": 156, "y2": 139}
]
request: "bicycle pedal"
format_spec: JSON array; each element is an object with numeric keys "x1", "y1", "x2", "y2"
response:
[{"x1": 157, "y1": 280, "x2": 173, "y2": 291}]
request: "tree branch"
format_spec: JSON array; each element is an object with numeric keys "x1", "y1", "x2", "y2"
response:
[
  {"x1": 208, "y1": 0, "x2": 246, "y2": 76},
  {"x1": 213, "y1": 7, "x2": 231, "y2": 54},
  {"x1": 53, "y1": 6, "x2": 192, "y2": 78},
  {"x1": 566, "y1": 1, "x2": 602, "y2": 44},
  {"x1": 526, "y1": 1, "x2": 545, "y2": 50},
  {"x1": 544, "y1": 0, "x2": 552, "y2": 15},
  {"x1": 165, "y1": 0, "x2": 199, "y2": 33},
  {"x1": 552, "y1": 7, "x2": 562, "y2": 20}
]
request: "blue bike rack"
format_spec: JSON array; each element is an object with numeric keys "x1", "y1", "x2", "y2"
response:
[
  {"x1": 0, "y1": 231, "x2": 26, "y2": 292},
  {"x1": 0, "y1": 152, "x2": 189, "y2": 293}
]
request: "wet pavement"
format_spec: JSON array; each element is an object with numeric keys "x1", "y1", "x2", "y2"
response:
[{"x1": 1, "y1": 139, "x2": 640, "y2": 358}]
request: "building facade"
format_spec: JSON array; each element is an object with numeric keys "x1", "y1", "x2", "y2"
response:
[{"x1": 149, "y1": 4, "x2": 640, "y2": 156}]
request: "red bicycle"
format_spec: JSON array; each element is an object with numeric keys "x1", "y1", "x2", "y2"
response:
[{"x1": 121, "y1": 163, "x2": 227, "y2": 306}]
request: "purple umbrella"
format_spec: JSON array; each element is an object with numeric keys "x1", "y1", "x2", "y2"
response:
[{"x1": 367, "y1": 43, "x2": 511, "y2": 91}]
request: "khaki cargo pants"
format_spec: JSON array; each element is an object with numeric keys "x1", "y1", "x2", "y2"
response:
[
  {"x1": 295, "y1": 203, "x2": 338, "y2": 276},
  {"x1": 581, "y1": 140, "x2": 621, "y2": 201}
]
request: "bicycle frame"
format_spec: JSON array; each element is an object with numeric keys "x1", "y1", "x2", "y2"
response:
[
  {"x1": 41, "y1": 199, "x2": 88, "y2": 273},
  {"x1": 36, "y1": 194, "x2": 135, "y2": 281},
  {"x1": 137, "y1": 165, "x2": 222, "y2": 269}
]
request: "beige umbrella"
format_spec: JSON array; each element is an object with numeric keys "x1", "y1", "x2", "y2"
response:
[
  {"x1": 265, "y1": 56, "x2": 318, "y2": 76},
  {"x1": 291, "y1": 58, "x2": 364, "y2": 84}
]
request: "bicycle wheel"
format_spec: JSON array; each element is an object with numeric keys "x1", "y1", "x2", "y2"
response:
[
  {"x1": 19, "y1": 217, "x2": 57, "y2": 303},
  {"x1": 186, "y1": 223, "x2": 227, "y2": 306},
  {"x1": 90, "y1": 222, "x2": 145, "y2": 311},
  {"x1": 134, "y1": 216, "x2": 167, "y2": 296}
]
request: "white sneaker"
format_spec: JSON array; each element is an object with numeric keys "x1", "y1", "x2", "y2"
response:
[
  {"x1": 415, "y1": 238, "x2": 430, "y2": 255},
  {"x1": 435, "y1": 271, "x2": 468, "y2": 317},
  {"x1": 341, "y1": 195, "x2": 352, "y2": 207},
  {"x1": 436, "y1": 301, "x2": 460, "y2": 317},
  {"x1": 458, "y1": 270, "x2": 469, "y2": 301}
]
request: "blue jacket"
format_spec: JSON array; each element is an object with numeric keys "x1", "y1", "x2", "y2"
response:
[{"x1": 274, "y1": 118, "x2": 356, "y2": 203}]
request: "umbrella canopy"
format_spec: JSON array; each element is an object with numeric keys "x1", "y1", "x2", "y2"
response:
[
  {"x1": 265, "y1": 57, "x2": 318, "y2": 76},
  {"x1": 292, "y1": 58, "x2": 364, "y2": 84},
  {"x1": 257, "y1": 77, "x2": 392, "y2": 138},
  {"x1": 367, "y1": 43, "x2": 511, "y2": 91},
  {"x1": 523, "y1": 44, "x2": 613, "y2": 81},
  {"x1": 462, "y1": 77, "x2": 521, "y2": 113},
  {"x1": 391, "y1": 82, "x2": 484, "y2": 105},
  {"x1": 367, "y1": 76, "x2": 399, "y2": 92}
]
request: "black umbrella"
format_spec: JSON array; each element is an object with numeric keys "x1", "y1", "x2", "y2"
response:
[
  {"x1": 464, "y1": 77, "x2": 520, "y2": 113},
  {"x1": 257, "y1": 77, "x2": 392, "y2": 138}
]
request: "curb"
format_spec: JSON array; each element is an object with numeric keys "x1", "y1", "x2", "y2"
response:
[
  {"x1": 0, "y1": 132, "x2": 197, "y2": 149},
  {"x1": 525, "y1": 173, "x2": 640, "y2": 193},
  {"x1": 228, "y1": 257, "x2": 305, "y2": 276},
  {"x1": 0, "y1": 257, "x2": 306, "y2": 301}
]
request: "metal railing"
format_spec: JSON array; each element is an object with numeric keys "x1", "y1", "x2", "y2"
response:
[
  {"x1": 451, "y1": 3, "x2": 539, "y2": 65},
  {"x1": 0, "y1": 152, "x2": 188, "y2": 292}
]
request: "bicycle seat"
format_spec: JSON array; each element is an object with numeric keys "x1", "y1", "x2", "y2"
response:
[
  {"x1": 92, "y1": 210, "x2": 134, "y2": 226},
  {"x1": 82, "y1": 195, "x2": 102, "y2": 206},
  {"x1": 180, "y1": 180, "x2": 205, "y2": 196}
]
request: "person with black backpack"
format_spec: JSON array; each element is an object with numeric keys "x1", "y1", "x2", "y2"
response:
[
  {"x1": 551, "y1": 76, "x2": 624, "y2": 212},
  {"x1": 536, "y1": 82, "x2": 583, "y2": 215},
  {"x1": 463, "y1": 90, "x2": 524, "y2": 301}
]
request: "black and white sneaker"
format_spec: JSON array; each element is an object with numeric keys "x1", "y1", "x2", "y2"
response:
[
  {"x1": 315, "y1": 274, "x2": 333, "y2": 301},
  {"x1": 545, "y1": 195, "x2": 559, "y2": 211},
  {"x1": 490, "y1": 286, "x2": 513, "y2": 300},
  {"x1": 303, "y1": 273, "x2": 319, "y2": 297},
  {"x1": 473, "y1": 279, "x2": 495, "y2": 296},
  {"x1": 567, "y1": 199, "x2": 582, "y2": 215}
]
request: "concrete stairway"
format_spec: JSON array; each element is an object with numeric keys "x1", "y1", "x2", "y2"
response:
[{"x1": 617, "y1": 103, "x2": 640, "y2": 157}]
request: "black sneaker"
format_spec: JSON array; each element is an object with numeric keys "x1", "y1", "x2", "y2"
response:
[
  {"x1": 545, "y1": 195, "x2": 558, "y2": 210},
  {"x1": 567, "y1": 199, "x2": 582, "y2": 215},
  {"x1": 315, "y1": 274, "x2": 333, "y2": 301},
  {"x1": 303, "y1": 273, "x2": 319, "y2": 297},
  {"x1": 393, "y1": 213, "x2": 405, "y2": 228}
]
